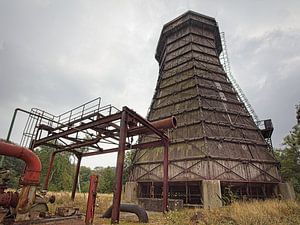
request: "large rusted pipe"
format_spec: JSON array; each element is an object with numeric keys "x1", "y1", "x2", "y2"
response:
[
  {"x1": 127, "y1": 116, "x2": 177, "y2": 137},
  {"x1": 0, "y1": 141, "x2": 42, "y2": 221},
  {"x1": 0, "y1": 141, "x2": 41, "y2": 185}
]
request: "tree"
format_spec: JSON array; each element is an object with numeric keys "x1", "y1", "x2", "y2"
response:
[
  {"x1": 123, "y1": 150, "x2": 134, "y2": 184},
  {"x1": 35, "y1": 146, "x2": 75, "y2": 191},
  {"x1": 79, "y1": 166, "x2": 92, "y2": 192},
  {"x1": 94, "y1": 166, "x2": 116, "y2": 193},
  {"x1": 1, "y1": 156, "x2": 24, "y2": 188},
  {"x1": 275, "y1": 104, "x2": 300, "y2": 192}
]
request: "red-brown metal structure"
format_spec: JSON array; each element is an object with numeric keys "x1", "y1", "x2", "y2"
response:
[
  {"x1": 85, "y1": 175, "x2": 98, "y2": 225},
  {"x1": 0, "y1": 141, "x2": 41, "y2": 185},
  {"x1": 7, "y1": 100, "x2": 175, "y2": 224},
  {"x1": 0, "y1": 141, "x2": 42, "y2": 221}
]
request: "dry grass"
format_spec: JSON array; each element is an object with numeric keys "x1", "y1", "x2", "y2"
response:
[
  {"x1": 164, "y1": 200, "x2": 300, "y2": 225},
  {"x1": 46, "y1": 192, "x2": 300, "y2": 225},
  {"x1": 46, "y1": 191, "x2": 112, "y2": 215}
]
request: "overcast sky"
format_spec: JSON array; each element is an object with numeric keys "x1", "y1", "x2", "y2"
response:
[{"x1": 0, "y1": 0, "x2": 299, "y2": 168}]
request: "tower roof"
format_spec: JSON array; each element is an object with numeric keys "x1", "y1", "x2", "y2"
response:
[{"x1": 155, "y1": 10, "x2": 223, "y2": 63}]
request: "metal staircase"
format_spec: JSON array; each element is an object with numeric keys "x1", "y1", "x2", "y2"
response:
[
  {"x1": 19, "y1": 97, "x2": 120, "y2": 149},
  {"x1": 219, "y1": 32, "x2": 260, "y2": 125},
  {"x1": 219, "y1": 32, "x2": 274, "y2": 150}
]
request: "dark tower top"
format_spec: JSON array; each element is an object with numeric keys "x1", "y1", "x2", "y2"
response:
[
  {"x1": 156, "y1": 10, "x2": 222, "y2": 64},
  {"x1": 131, "y1": 11, "x2": 281, "y2": 184}
]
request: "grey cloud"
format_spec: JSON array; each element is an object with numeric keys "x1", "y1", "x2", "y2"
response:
[{"x1": 229, "y1": 29, "x2": 300, "y2": 147}]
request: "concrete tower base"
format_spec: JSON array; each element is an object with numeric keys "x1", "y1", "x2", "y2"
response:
[
  {"x1": 202, "y1": 180, "x2": 222, "y2": 209},
  {"x1": 277, "y1": 182, "x2": 296, "y2": 200},
  {"x1": 124, "y1": 182, "x2": 138, "y2": 203}
]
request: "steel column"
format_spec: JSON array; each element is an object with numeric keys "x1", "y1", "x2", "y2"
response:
[
  {"x1": 162, "y1": 140, "x2": 169, "y2": 212},
  {"x1": 43, "y1": 152, "x2": 56, "y2": 190},
  {"x1": 71, "y1": 155, "x2": 82, "y2": 201},
  {"x1": 111, "y1": 110, "x2": 128, "y2": 224},
  {"x1": 85, "y1": 174, "x2": 99, "y2": 225}
]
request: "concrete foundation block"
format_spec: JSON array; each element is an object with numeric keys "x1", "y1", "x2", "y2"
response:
[
  {"x1": 124, "y1": 182, "x2": 138, "y2": 203},
  {"x1": 202, "y1": 180, "x2": 222, "y2": 209},
  {"x1": 278, "y1": 182, "x2": 296, "y2": 200},
  {"x1": 138, "y1": 198, "x2": 183, "y2": 212}
]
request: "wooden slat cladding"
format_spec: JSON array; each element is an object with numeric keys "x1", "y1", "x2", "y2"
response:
[
  {"x1": 131, "y1": 11, "x2": 280, "y2": 185},
  {"x1": 131, "y1": 159, "x2": 280, "y2": 183}
]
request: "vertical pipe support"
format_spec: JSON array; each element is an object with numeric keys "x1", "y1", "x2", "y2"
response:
[
  {"x1": 71, "y1": 155, "x2": 82, "y2": 201},
  {"x1": 43, "y1": 152, "x2": 56, "y2": 191},
  {"x1": 6, "y1": 109, "x2": 19, "y2": 142},
  {"x1": 85, "y1": 174, "x2": 99, "y2": 225},
  {"x1": 162, "y1": 139, "x2": 169, "y2": 213},
  {"x1": 0, "y1": 109, "x2": 19, "y2": 167},
  {"x1": 111, "y1": 109, "x2": 128, "y2": 224}
]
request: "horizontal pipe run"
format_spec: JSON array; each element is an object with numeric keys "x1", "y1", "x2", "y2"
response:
[{"x1": 127, "y1": 116, "x2": 177, "y2": 137}]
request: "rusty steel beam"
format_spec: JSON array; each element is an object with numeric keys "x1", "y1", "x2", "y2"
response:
[
  {"x1": 82, "y1": 140, "x2": 163, "y2": 157},
  {"x1": 33, "y1": 112, "x2": 122, "y2": 147},
  {"x1": 85, "y1": 175, "x2": 99, "y2": 225},
  {"x1": 56, "y1": 137, "x2": 101, "y2": 153},
  {"x1": 71, "y1": 155, "x2": 82, "y2": 201},
  {"x1": 43, "y1": 152, "x2": 56, "y2": 190},
  {"x1": 6, "y1": 108, "x2": 59, "y2": 142},
  {"x1": 95, "y1": 114, "x2": 176, "y2": 138},
  {"x1": 111, "y1": 110, "x2": 128, "y2": 224},
  {"x1": 50, "y1": 111, "x2": 101, "y2": 132}
]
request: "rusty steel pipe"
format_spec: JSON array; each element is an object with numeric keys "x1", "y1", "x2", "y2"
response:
[
  {"x1": 127, "y1": 116, "x2": 177, "y2": 137},
  {"x1": 0, "y1": 141, "x2": 41, "y2": 185},
  {"x1": 0, "y1": 141, "x2": 42, "y2": 221}
]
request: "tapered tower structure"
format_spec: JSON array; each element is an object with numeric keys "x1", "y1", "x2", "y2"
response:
[{"x1": 127, "y1": 11, "x2": 283, "y2": 208}]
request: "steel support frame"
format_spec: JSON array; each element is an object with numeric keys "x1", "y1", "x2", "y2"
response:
[
  {"x1": 111, "y1": 110, "x2": 128, "y2": 224},
  {"x1": 72, "y1": 155, "x2": 82, "y2": 200},
  {"x1": 23, "y1": 105, "x2": 172, "y2": 224},
  {"x1": 111, "y1": 107, "x2": 169, "y2": 224}
]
